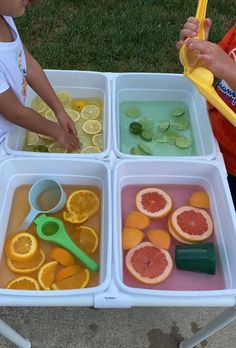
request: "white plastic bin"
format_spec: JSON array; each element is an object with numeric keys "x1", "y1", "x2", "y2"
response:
[
  {"x1": 3, "y1": 70, "x2": 111, "y2": 159},
  {"x1": 112, "y1": 73, "x2": 216, "y2": 160},
  {"x1": 0, "y1": 157, "x2": 111, "y2": 306},
  {"x1": 113, "y1": 159, "x2": 236, "y2": 306}
]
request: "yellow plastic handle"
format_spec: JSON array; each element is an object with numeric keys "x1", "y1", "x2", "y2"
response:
[{"x1": 195, "y1": 0, "x2": 208, "y2": 40}]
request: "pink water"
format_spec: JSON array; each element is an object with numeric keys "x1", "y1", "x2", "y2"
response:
[{"x1": 121, "y1": 184, "x2": 226, "y2": 291}]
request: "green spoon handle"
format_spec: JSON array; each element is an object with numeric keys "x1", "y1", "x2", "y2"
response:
[{"x1": 58, "y1": 237, "x2": 99, "y2": 272}]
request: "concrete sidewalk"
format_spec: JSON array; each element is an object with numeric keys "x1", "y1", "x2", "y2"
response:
[{"x1": 1, "y1": 307, "x2": 236, "y2": 347}]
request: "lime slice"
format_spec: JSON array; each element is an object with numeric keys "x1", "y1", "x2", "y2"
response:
[
  {"x1": 174, "y1": 136, "x2": 191, "y2": 149},
  {"x1": 130, "y1": 147, "x2": 147, "y2": 155},
  {"x1": 129, "y1": 122, "x2": 143, "y2": 135},
  {"x1": 82, "y1": 120, "x2": 102, "y2": 135},
  {"x1": 26, "y1": 132, "x2": 39, "y2": 146},
  {"x1": 138, "y1": 143, "x2": 153, "y2": 155},
  {"x1": 92, "y1": 134, "x2": 102, "y2": 149},
  {"x1": 139, "y1": 117, "x2": 155, "y2": 130},
  {"x1": 45, "y1": 109, "x2": 57, "y2": 122},
  {"x1": 163, "y1": 129, "x2": 179, "y2": 144},
  {"x1": 170, "y1": 108, "x2": 185, "y2": 117},
  {"x1": 56, "y1": 91, "x2": 72, "y2": 108},
  {"x1": 33, "y1": 145, "x2": 48, "y2": 152},
  {"x1": 81, "y1": 146, "x2": 101, "y2": 153},
  {"x1": 81, "y1": 105, "x2": 100, "y2": 120},
  {"x1": 158, "y1": 120, "x2": 170, "y2": 132},
  {"x1": 152, "y1": 132, "x2": 168, "y2": 143},
  {"x1": 31, "y1": 96, "x2": 47, "y2": 114},
  {"x1": 48, "y1": 143, "x2": 67, "y2": 153},
  {"x1": 140, "y1": 130, "x2": 154, "y2": 141},
  {"x1": 170, "y1": 118, "x2": 189, "y2": 131},
  {"x1": 65, "y1": 109, "x2": 80, "y2": 122},
  {"x1": 125, "y1": 106, "x2": 141, "y2": 118}
]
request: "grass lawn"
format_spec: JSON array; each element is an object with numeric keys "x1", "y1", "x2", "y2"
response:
[{"x1": 16, "y1": 0, "x2": 234, "y2": 73}]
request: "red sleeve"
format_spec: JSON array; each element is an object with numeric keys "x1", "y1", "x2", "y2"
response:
[{"x1": 218, "y1": 24, "x2": 236, "y2": 53}]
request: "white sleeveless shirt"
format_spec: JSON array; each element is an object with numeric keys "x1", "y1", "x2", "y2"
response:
[{"x1": 0, "y1": 16, "x2": 27, "y2": 142}]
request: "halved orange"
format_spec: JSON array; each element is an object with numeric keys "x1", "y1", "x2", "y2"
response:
[
  {"x1": 66, "y1": 190, "x2": 100, "y2": 218},
  {"x1": 37, "y1": 261, "x2": 58, "y2": 290},
  {"x1": 70, "y1": 226, "x2": 99, "y2": 254},
  {"x1": 7, "y1": 249, "x2": 45, "y2": 275},
  {"x1": 146, "y1": 229, "x2": 171, "y2": 249},
  {"x1": 52, "y1": 269, "x2": 90, "y2": 290},
  {"x1": 5, "y1": 232, "x2": 39, "y2": 262},
  {"x1": 6, "y1": 276, "x2": 40, "y2": 290},
  {"x1": 55, "y1": 264, "x2": 84, "y2": 282},
  {"x1": 63, "y1": 211, "x2": 89, "y2": 224},
  {"x1": 122, "y1": 227, "x2": 144, "y2": 250}
]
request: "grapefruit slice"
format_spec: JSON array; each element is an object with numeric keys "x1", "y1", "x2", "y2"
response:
[
  {"x1": 135, "y1": 188, "x2": 172, "y2": 219},
  {"x1": 171, "y1": 206, "x2": 213, "y2": 242},
  {"x1": 125, "y1": 241, "x2": 173, "y2": 285},
  {"x1": 167, "y1": 218, "x2": 193, "y2": 245}
]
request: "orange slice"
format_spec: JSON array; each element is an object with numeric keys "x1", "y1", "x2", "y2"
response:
[
  {"x1": 5, "y1": 232, "x2": 39, "y2": 262},
  {"x1": 70, "y1": 226, "x2": 99, "y2": 254},
  {"x1": 6, "y1": 276, "x2": 40, "y2": 290},
  {"x1": 188, "y1": 191, "x2": 210, "y2": 209},
  {"x1": 37, "y1": 261, "x2": 58, "y2": 290},
  {"x1": 72, "y1": 99, "x2": 87, "y2": 112},
  {"x1": 50, "y1": 247, "x2": 75, "y2": 266},
  {"x1": 66, "y1": 190, "x2": 100, "y2": 218},
  {"x1": 122, "y1": 227, "x2": 145, "y2": 250},
  {"x1": 124, "y1": 210, "x2": 150, "y2": 230},
  {"x1": 52, "y1": 269, "x2": 90, "y2": 290},
  {"x1": 55, "y1": 264, "x2": 84, "y2": 282},
  {"x1": 7, "y1": 249, "x2": 45, "y2": 275},
  {"x1": 63, "y1": 211, "x2": 89, "y2": 224},
  {"x1": 146, "y1": 229, "x2": 171, "y2": 249}
]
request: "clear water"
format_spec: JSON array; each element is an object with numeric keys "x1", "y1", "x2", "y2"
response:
[
  {"x1": 121, "y1": 184, "x2": 226, "y2": 291},
  {"x1": 119, "y1": 100, "x2": 197, "y2": 156}
]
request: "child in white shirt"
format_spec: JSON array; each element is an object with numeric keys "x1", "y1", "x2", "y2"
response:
[{"x1": 0, "y1": 0, "x2": 79, "y2": 150}]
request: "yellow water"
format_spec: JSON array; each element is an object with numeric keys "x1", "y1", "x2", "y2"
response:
[{"x1": 0, "y1": 185, "x2": 101, "y2": 290}]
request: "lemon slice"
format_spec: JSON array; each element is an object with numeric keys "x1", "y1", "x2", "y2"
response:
[
  {"x1": 26, "y1": 132, "x2": 39, "y2": 146},
  {"x1": 48, "y1": 143, "x2": 68, "y2": 153},
  {"x1": 81, "y1": 146, "x2": 101, "y2": 153},
  {"x1": 56, "y1": 91, "x2": 72, "y2": 108},
  {"x1": 81, "y1": 105, "x2": 100, "y2": 120},
  {"x1": 45, "y1": 109, "x2": 57, "y2": 122},
  {"x1": 92, "y1": 134, "x2": 102, "y2": 149},
  {"x1": 38, "y1": 133, "x2": 53, "y2": 140},
  {"x1": 82, "y1": 120, "x2": 102, "y2": 135},
  {"x1": 65, "y1": 109, "x2": 80, "y2": 122},
  {"x1": 31, "y1": 96, "x2": 47, "y2": 114},
  {"x1": 72, "y1": 99, "x2": 87, "y2": 112}
]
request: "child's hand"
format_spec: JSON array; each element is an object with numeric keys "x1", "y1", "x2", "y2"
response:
[
  {"x1": 54, "y1": 127, "x2": 80, "y2": 151},
  {"x1": 56, "y1": 109, "x2": 77, "y2": 137},
  {"x1": 176, "y1": 17, "x2": 212, "y2": 49}
]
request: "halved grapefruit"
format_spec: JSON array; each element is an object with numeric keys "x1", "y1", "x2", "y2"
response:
[
  {"x1": 125, "y1": 241, "x2": 173, "y2": 284},
  {"x1": 170, "y1": 206, "x2": 213, "y2": 242},
  {"x1": 135, "y1": 188, "x2": 172, "y2": 219}
]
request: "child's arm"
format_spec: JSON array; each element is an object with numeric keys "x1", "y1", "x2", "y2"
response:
[
  {"x1": 23, "y1": 46, "x2": 77, "y2": 137},
  {"x1": 0, "y1": 88, "x2": 79, "y2": 150}
]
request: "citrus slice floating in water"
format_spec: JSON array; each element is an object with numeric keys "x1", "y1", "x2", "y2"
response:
[
  {"x1": 125, "y1": 241, "x2": 173, "y2": 284},
  {"x1": 63, "y1": 211, "x2": 89, "y2": 224},
  {"x1": 170, "y1": 206, "x2": 213, "y2": 242},
  {"x1": 71, "y1": 226, "x2": 99, "y2": 254},
  {"x1": 125, "y1": 106, "x2": 141, "y2": 118},
  {"x1": 6, "y1": 276, "x2": 40, "y2": 290},
  {"x1": 73, "y1": 99, "x2": 87, "y2": 112},
  {"x1": 170, "y1": 108, "x2": 185, "y2": 117},
  {"x1": 66, "y1": 190, "x2": 100, "y2": 218},
  {"x1": 135, "y1": 187, "x2": 173, "y2": 219},
  {"x1": 48, "y1": 143, "x2": 67, "y2": 153},
  {"x1": 65, "y1": 109, "x2": 80, "y2": 122},
  {"x1": 7, "y1": 249, "x2": 45, "y2": 275},
  {"x1": 5, "y1": 232, "x2": 39, "y2": 262},
  {"x1": 52, "y1": 269, "x2": 90, "y2": 290},
  {"x1": 55, "y1": 264, "x2": 84, "y2": 282},
  {"x1": 122, "y1": 227, "x2": 144, "y2": 250},
  {"x1": 56, "y1": 91, "x2": 72, "y2": 109},
  {"x1": 124, "y1": 210, "x2": 150, "y2": 230},
  {"x1": 45, "y1": 109, "x2": 57, "y2": 122},
  {"x1": 82, "y1": 120, "x2": 102, "y2": 135},
  {"x1": 37, "y1": 261, "x2": 58, "y2": 290},
  {"x1": 146, "y1": 229, "x2": 171, "y2": 250},
  {"x1": 26, "y1": 132, "x2": 39, "y2": 146},
  {"x1": 81, "y1": 105, "x2": 100, "y2": 120},
  {"x1": 175, "y1": 136, "x2": 191, "y2": 149},
  {"x1": 31, "y1": 96, "x2": 47, "y2": 114},
  {"x1": 92, "y1": 134, "x2": 102, "y2": 149},
  {"x1": 188, "y1": 191, "x2": 210, "y2": 209},
  {"x1": 81, "y1": 146, "x2": 101, "y2": 153}
]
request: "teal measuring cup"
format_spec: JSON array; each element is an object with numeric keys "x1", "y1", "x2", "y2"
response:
[
  {"x1": 17, "y1": 178, "x2": 66, "y2": 232},
  {"x1": 34, "y1": 214, "x2": 99, "y2": 272}
]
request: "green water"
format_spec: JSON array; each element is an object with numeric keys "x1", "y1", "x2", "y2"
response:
[{"x1": 120, "y1": 100, "x2": 196, "y2": 156}]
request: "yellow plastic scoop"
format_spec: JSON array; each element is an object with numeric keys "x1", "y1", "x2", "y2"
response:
[{"x1": 179, "y1": 0, "x2": 236, "y2": 127}]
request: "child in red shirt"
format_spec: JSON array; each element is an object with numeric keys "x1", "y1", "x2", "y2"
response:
[{"x1": 177, "y1": 18, "x2": 236, "y2": 209}]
